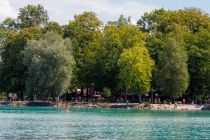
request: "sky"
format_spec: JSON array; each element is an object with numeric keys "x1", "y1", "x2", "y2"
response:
[{"x1": 0, "y1": 0, "x2": 210, "y2": 25}]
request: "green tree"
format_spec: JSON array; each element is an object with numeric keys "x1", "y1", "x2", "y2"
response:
[
  {"x1": 137, "y1": 8, "x2": 166, "y2": 32},
  {"x1": 18, "y1": 4, "x2": 49, "y2": 28},
  {"x1": 158, "y1": 35, "x2": 189, "y2": 99},
  {"x1": 64, "y1": 11, "x2": 102, "y2": 60},
  {"x1": 43, "y1": 21, "x2": 63, "y2": 36},
  {"x1": 187, "y1": 47, "x2": 210, "y2": 103},
  {"x1": 155, "y1": 8, "x2": 210, "y2": 34},
  {"x1": 140, "y1": 8, "x2": 210, "y2": 102},
  {"x1": 0, "y1": 18, "x2": 18, "y2": 46},
  {"x1": 108, "y1": 15, "x2": 131, "y2": 26},
  {"x1": 23, "y1": 31, "x2": 74, "y2": 100},
  {"x1": 0, "y1": 26, "x2": 42, "y2": 100},
  {"x1": 95, "y1": 22, "x2": 146, "y2": 92},
  {"x1": 118, "y1": 44, "x2": 154, "y2": 104},
  {"x1": 63, "y1": 11, "x2": 102, "y2": 100},
  {"x1": 183, "y1": 28, "x2": 210, "y2": 102},
  {"x1": 0, "y1": 17, "x2": 18, "y2": 31}
]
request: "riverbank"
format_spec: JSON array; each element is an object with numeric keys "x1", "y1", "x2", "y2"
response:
[{"x1": 0, "y1": 101, "x2": 207, "y2": 111}]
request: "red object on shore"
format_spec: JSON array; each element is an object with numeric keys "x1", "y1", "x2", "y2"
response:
[{"x1": 181, "y1": 108, "x2": 188, "y2": 110}]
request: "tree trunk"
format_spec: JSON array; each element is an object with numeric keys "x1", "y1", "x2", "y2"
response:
[
  {"x1": 201, "y1": 93, "x2": 207, "y2": 104},
  {"x1": 20, "y1": 90, "x2": 24, "y2": 101},
  {"x1": 6, "y1": 92, "x2": 9, "y2": 101},
  {"x1": 31, "y1": 89, "x2": 35, "y2": 101},
  {"x1": 139, "y1": 95, "x2": 142, "y2": 104},
  {"x1": 81, "y1": 86, "x2": 84, "y2": 101},
  {"x1": 86, "y1": 88, "x2": 88, "y2": 102},
  {"x1": 125, "y1": 89, "x2": 128, "y2": 107},
  {"x1": 151, "y1": 92, "x2": 154, "y2": 103}
]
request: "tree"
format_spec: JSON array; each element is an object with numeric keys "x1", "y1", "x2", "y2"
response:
[
  {"x1": 0, "y1": 26, "x2": 42, "y2": 100},
  {"x1": 0, "y1": 17, "x2": 19, "y2": 31},
  {"x1": 63, "y1": 11, "x2": 102, "y2": 101},
  {"x1": 108, "y1": 15, "x2": 131, "y2": 26},
  {"x1": 187, "y1": 47, "x2": 210, "y2": 103},
  {"x1": 140, "y1": 8, "x2": 210, "y2": 102},
  {"x1": 157, "y1": 34, "x2": 189, "y2": 99},
  {"x1": 155, "y1": 8, "x2": 210, "y2": 34},
  {"x1": 64, "y1": 11, "x2": 102, "y2": 60},
  {"x1": 0, "y1": 18, "x2": 18, "y2": 46},
  {"x1": 95, "y1": 22, "x2": 147, "y2": 92},
  {"x1": 137, "y1": 8, "x2": 166, "y2": 32},
  {"x1": 182, "y1": 28, "x2": 210, "y2": 102},
  {"x1": 118, "y1": 44, "x2": 154, "y2": 104},
  {"x1": 18, "y1": 4, "x2": 49, "y2": 28},
  {"x1": 43, "y1": 21, "x2": 63, "y2": 36},
  {"x1": 23, "y1": 31, "x2": 75, "y2": 100}
]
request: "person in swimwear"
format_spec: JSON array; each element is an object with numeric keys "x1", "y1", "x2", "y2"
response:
[{"x1": 64, "y1": 102, "x2": 69, "y2": 112}]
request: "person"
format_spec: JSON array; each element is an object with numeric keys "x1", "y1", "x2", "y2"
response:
[
  {"x1": 174, "y1": 103, "x2": 177, "y2": 110},
  {"x1": 183, "y1": 98, "x2": 186, "y2": 104},
  {"x1": 63, "y1": 102, "x2": 69, "y2": 112}
]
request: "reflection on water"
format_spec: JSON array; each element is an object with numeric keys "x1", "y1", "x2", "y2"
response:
[{"x1": 0, "y1": 107, "x2": 210, "y2": 139}]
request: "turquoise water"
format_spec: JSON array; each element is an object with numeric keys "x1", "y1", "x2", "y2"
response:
[{"x1": 0, "y1": 107, "x2": 210, "y2": 139}]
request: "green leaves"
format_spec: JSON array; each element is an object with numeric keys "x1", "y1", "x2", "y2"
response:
[
  {"x1": 18, "y1": 4, "x2": 49, "y2": 28},
  {"x1": 23, "y1": 31, "x2": 75, "y2": 99},
  {"x1": 0, "y1": 5, "x2": 209, "y2": 102},
  {"x1": 118, "y1": 44, "x2": 154, "y2": 94},
  {"x1": 137, "y1": 8, "x2": 166, "y2": 32},
  {"x1": 0, "y1": 26, "x2": 42, "y2": 99},
  {"x1": 157, "y1": 35, "x2": 189, "y2": 98},
  {"x1": 140, "y1": 8, "x2": 210, "y2": 100},
  {"x1": 63, "y1": 12, "x2": 102, "y2": 88}
]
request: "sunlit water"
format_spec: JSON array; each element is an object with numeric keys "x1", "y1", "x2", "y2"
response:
[{"x1": 0, "y1": 107, "x2": 210, "y2": 139}]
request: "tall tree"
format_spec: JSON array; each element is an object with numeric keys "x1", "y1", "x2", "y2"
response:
[
  {"x1": 108, "y1": 15, "x2": 131, "y2": 26},
  {"x1": 0, "y1": 17, "x2": 19, "y2": 31},
  {"x1": 140, "y1": 8, "x2": 210, "y2": 101},
  {"x1": 0, "y1": 26, "x2": 42, "y2": 100},
  {"x1": 0, "y1": 18, "x2": 18, "y2": 46},
  {"x1": 158, "y1": 34, "x2": 189, "y2": 99},
  {"x1": 183, "y1": 28, "x2": 210, "y2": 102},
  {"x1": 187, "y1": 46, "x2": 210, "y2": 103},
  {"x1": 137, "y1": 8, "x2": 166, "y2": 32},
  {"x1": 63, "y1": 11, "x2": 102, "y2": 96},
  {"x1": 155, "y1": 8, "x2": 210, "y2": 34},
  {"x1": 23, "y1": 31, "x2": 74, "y2": 100},
  {"x1": 18, "y1": 4, "x2": 49, "y2": 28},
  {"x1": 95, "y1": 22, "x2": 146, "y2": 92},
  {"x1": 118, "y1": 44, "x2": 154, "y2": 104},
  {"x1": 64, "y1": 11, "x2": 102, "y2": 59},
  {"x1": 43, "y1": 21, "x2": 63, "y2": 36}
]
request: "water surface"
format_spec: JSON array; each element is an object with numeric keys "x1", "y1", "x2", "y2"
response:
[{"x1": 0, "y1": 107, "x2": 210, "y2": 139}]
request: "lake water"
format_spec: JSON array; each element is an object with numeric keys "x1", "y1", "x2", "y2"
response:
[{"x1": 0, "y1": 107, "x2": 210, "y2": 139}]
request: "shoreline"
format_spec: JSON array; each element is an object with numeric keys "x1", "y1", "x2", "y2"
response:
[{"x1": 0, "y1": 101, "x2": 207, "y2": 111}]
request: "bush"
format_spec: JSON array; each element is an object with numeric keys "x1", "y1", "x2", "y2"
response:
[
  {"x1": 103, "y1": 87, "x2": 111, "y2": 97},
  {"x1": 0, "y1": 93, "x2": 7, "y2": 100},
  {"x1": 144, "y1": 103, "x2": 150, "y2": 108}
]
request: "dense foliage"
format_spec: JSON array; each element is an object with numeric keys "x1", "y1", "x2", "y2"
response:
[
  {"x1": 23, "y1": 31, "x2": 74, "y2": 100},
  {"x1": 157, "y1": 34, "x2": 189, "y2": 99},
  {"x1": 118, "y1": 44, "x2": 154, "y2": 103},
  {"x1": 0, "y1": 5, "x2": 209, "y2": 103}
]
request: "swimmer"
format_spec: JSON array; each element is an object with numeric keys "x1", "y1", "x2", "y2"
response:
[
  {"x1": 63, "y1": 102, "x2": 69, "y2": 112},
  {"x1": 64, "y1": 107, "x2": 69, "y2": 112}
]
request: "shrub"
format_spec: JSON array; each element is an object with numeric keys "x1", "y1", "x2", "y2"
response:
[{"x1": 103, "y1": 87, "x2": 111, "y2": 97}]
